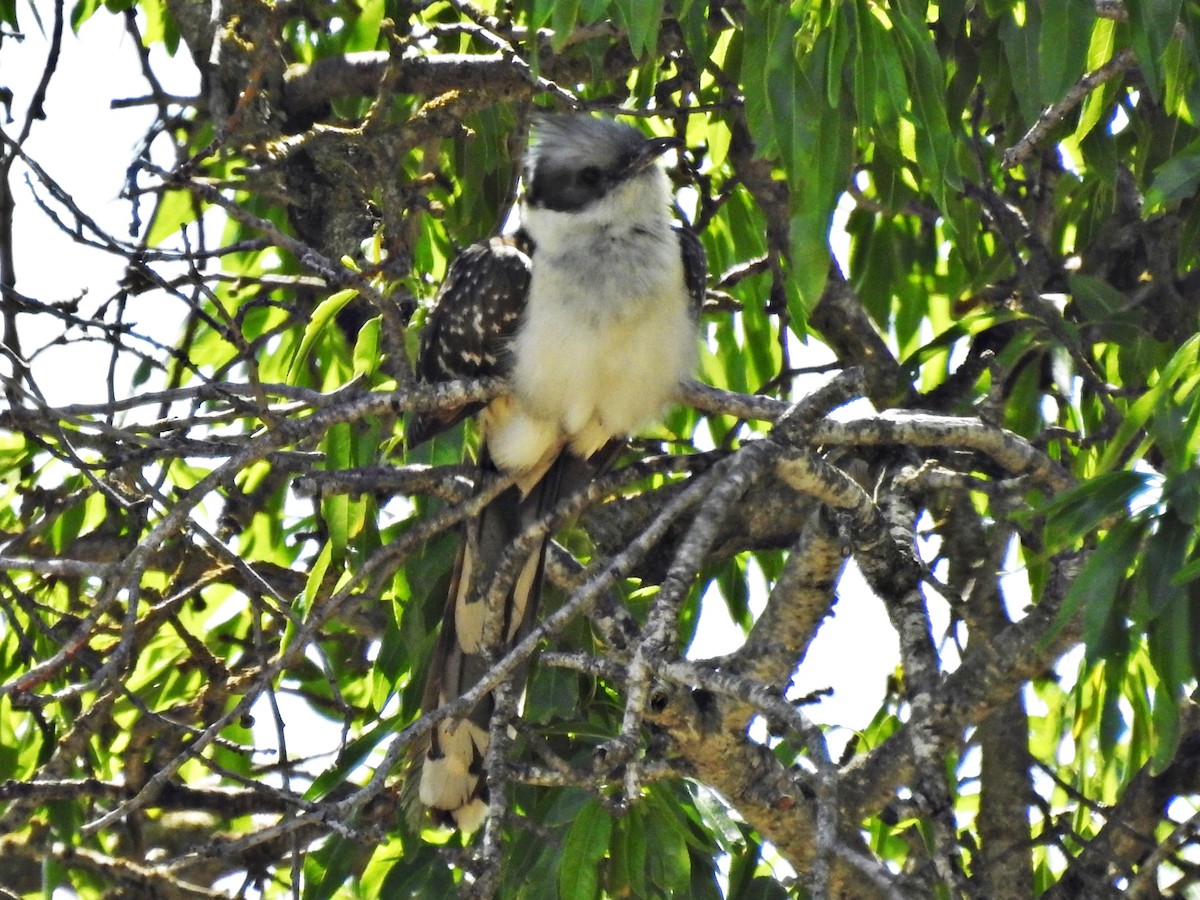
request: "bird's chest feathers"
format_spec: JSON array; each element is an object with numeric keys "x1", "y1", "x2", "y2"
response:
[
  {"x1": 531, "y1": 222, "x2": 676, "y2": 324},
  {"x1": 495, "y1": 221, "x2": 694, "y2": 467}
]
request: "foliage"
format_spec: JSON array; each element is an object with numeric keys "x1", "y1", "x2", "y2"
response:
[{"x1": 1, "y1": 0, "x2": 1200, "y2": 897}]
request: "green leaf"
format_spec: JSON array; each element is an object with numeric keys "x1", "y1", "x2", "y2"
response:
[
  {"x1": 580, "y1": 0, "x2": 609, "y2": 21},
  {"x1": 1161, "y1": 460, "x2": 1200, "y2": 525},
  {"x1": 70, "y1": 0, "x2": 103, "y2": 31},
  {"x1": 624, "y1": 0, "x2": 662, "y2": 56},
  {"x1": 762, "y1": 22, "x2": 853, "y2": 315},
  {"x1": 48, "y1": 498, "x2": 89, "y2": 554},
  {"x1": 344, "y1": 0, "x2": 384, "y2": 51},
  {"x1": 322, "y1": 422, "x2": 353, "y2": 555},
  {"x1": 1139, "y1": 514, "x2": 1191, "y2": 618},
  {"x1": 352, "y1": 315, "x2": 382, "y2": 379},
  {"x1": 1160, "y1": 24, "x2": 1195, "y2": 120},
  {"x1": 686, "y1": 782, "x2": 744, "y2": 851},
  {"x1": 999, "y1": 3, "x2": 1042, "y2": 127},
  {"x1": 1125, "y1": 0, "x2": 1185, "y2": 100},
  {"x1": 304, "y1": 717, "x2": 395, "y2": 801},
  {"x1": 524, "y1": 664, "x2": 579, "y2": 724},
  {"x1": 1039, "y1": 0, "x2": 1095, "y2": 106},
  {"x1": 678, "y1": 0, "x2": 710, "y2": 66},
  {"x1": 1151, "y1": 685, "x2": 1182, "y2": 772},
  {"x1": 1148, "y1": 591, "x2": 1192, "y2": 694},
  {"x1": 1053, "y1": 517, "x2": 1142, "y2": 656},
  {"x1": 549, "y1": 0, "x2": 583, "y2": 50},
  {"x1": 825, "y1": 1, "x2": 851, "y2": 109},
  {"x1": 648, "y1": 826, "x2": 691, "y2": 893},
  {"x1": 1075, "y1": 18, "x2": 1119, "y2": 141},
  {"x1": 1098, "y1": 335, "x2": 1200, "y2": 472},
  {"x1": 140, "y1": 0, "x2": 179, "y2": 52},
  {"x1": 611, "y1": 805, "x2": 649, "y2": 897},
  {"x1": 891, "y1": 1, "x2": 962, "y2": 210},
  {"x1": 788, "y1": 211, "x2": 829, "y2": 320},
  {"x1": 1069, "y1": 273, "x2": 1132, "y2": 319},
  {"x1": 739, "y1": 8, "x2": 774, "y2": 154},
  {"x1": 287, "y1": 288, "x2": 357, "y2": 385},
  {"x1": 642, "y1": 787, "x2": 693, "y2": 893},
  {"x1": 146, "y1": 189, "x2": 198, "y2": 246},
  {"x1": 530, "y1": 0, "x2": 556, "y2": 30},
  {"x1": 559, "y1": 800, "x2": 612, "y2": 899},
  {"x1": 1098, "y1": 655, "x2": 1129, "y2": 754},
  {"x1": 872, "y1": 12, "x2": 910, "y2": 127},
  {"x1": 303, "y1": 541, "x2": 334, "y2": 615},
  {"x1": 302, "y1": 834, "x2": 368, "y2": 900},
  {"x1": 377, "y1": 845, "x2": 450, "y2": 896},
  {"x1": 1171, "y1": 553, "x2": 1200, "y2": 586},
  {"x1": 1041, "y1": 469, "x2": 1151, "y2": 550},
  {"x1": 852, "y1": 0, "x2": 880, "y2": 128},
  {"x1": 1146, "y1": 141, "x2": 1200, "y2": 208}
]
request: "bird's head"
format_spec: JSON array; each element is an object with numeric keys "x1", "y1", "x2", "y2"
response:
[{"x1": 522, "y1": 114, "x2": 681, "y2": 218}]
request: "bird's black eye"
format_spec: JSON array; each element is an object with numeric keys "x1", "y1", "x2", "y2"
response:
[{"x1": 578, "y1": 166, "x2": 602, "y2": 186}]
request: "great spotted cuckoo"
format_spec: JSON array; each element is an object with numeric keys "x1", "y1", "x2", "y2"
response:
[{"x1": 407, "y1": 114, "x2": 706, "y2": 831}]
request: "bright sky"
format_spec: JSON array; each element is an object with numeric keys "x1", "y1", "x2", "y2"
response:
[{"x1": 5, "y1": 9, "x2": 196, "y2": 406}]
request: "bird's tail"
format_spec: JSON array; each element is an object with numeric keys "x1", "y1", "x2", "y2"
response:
[{"x1": 415, "y1": 453, "x2": 586, "y2": 831}]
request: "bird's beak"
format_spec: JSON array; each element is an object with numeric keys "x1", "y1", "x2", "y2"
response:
[{"x1": 632, "y1": 135, "x2": 684, "y2": 173}]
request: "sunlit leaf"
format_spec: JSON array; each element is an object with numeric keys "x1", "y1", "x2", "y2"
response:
[
  {"x1": 287, "y1": 288, "x2": 358, "y2": 385},
  {"x1": 891, "y1": 0, "x2": 961, "y2": 210},
  {"x1": 352, "y1": 314, "x2": 382, "y2": 378},
  {"x1": 69, "y1": 0, "x2": 104, "y2": 31},
  {"x1": 146, "y1": 189, "x2": 199, "y2": 245}
]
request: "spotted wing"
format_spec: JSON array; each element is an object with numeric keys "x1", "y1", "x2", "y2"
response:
[
  {"x1": 675, "y1": 224, "x2": 707, "y2": 315},
  {"x1": 407, "y1": 233, "x2": 533, "y2": 446}
]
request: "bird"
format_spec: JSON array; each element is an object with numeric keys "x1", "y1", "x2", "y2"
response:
[{"x1": 406, "y1": 112, "x2": 706, "y2": 832}]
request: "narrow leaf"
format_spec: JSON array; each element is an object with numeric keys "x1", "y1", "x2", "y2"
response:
[
  {"x1": 999, "y1": 4, "x2": 1042, "y2": 127},
  {"x1": 1141, "y1": 515, "x2": 1192, "y2": 618},
  {"x1": 146, "y1": 189, "x2": 199, "y2": 246},
  {"x1": 559, "y1": 801, "x2": 612, "y2": 899},
  {"x1": 891, "y1": 2, "x2": 961, "y2": 210},
  {"x1": 352, "y1": 315, "x2": 382, "y2": 378},
  {"x1": 1041, "y1": 469, "x2": 1150, "y2": 550},
  {"x1": 69, "y1": 0, "x2": 103, "y2": 31},
  {"x1": 1099, "y1": 335, "x2": 1200, "y2": 472},
  {"x1": 627, "y1": 0, "x2": 662, "y2": 56},
  {"x1": 1075, "y1": 18, "x2": 1119, "y2": 141},
  {"x1": 1151, "y1": 685, "x2": 1183, "y2": 772},
  {"x1": 287, "y1": 288, "x2": 357, "y2": 384},
  {"x1": 1146, "y1": 142, "x2": 1200, "y2": 208},
  {"x1": 1039, "y1": 0, "x2": 1095, "y2": 106},
  {"x1": 1053, "y1": 518, "x2": 1142, "y2": 653},
  {"x1": 1125, "y1": 0, "x2": 1185, "y2": 100},
  {"x1": 550, "y1": 0, "x2": 583, "y2": 50},
  {"x1": 530, "y1": 0, "x2": 555, "y2": 30},
  {"x1": 303, "y1": 540, "x2": 334, "y2": 615},
  {"x1": 322, "y1": 423, "x2": 353, "y2": 555}
]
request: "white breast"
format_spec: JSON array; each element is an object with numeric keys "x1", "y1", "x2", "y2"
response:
[{"x1": 484, "y1": 172, "x2": 696, "y2": 477}]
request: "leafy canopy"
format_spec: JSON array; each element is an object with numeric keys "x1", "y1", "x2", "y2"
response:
[{"x1": 1, "y1": 0, "x2": 1200, "y2": 897}]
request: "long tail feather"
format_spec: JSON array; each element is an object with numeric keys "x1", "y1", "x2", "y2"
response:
[{"x1": 416, "y1": 453, "x2": 588, "y2": 830}]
